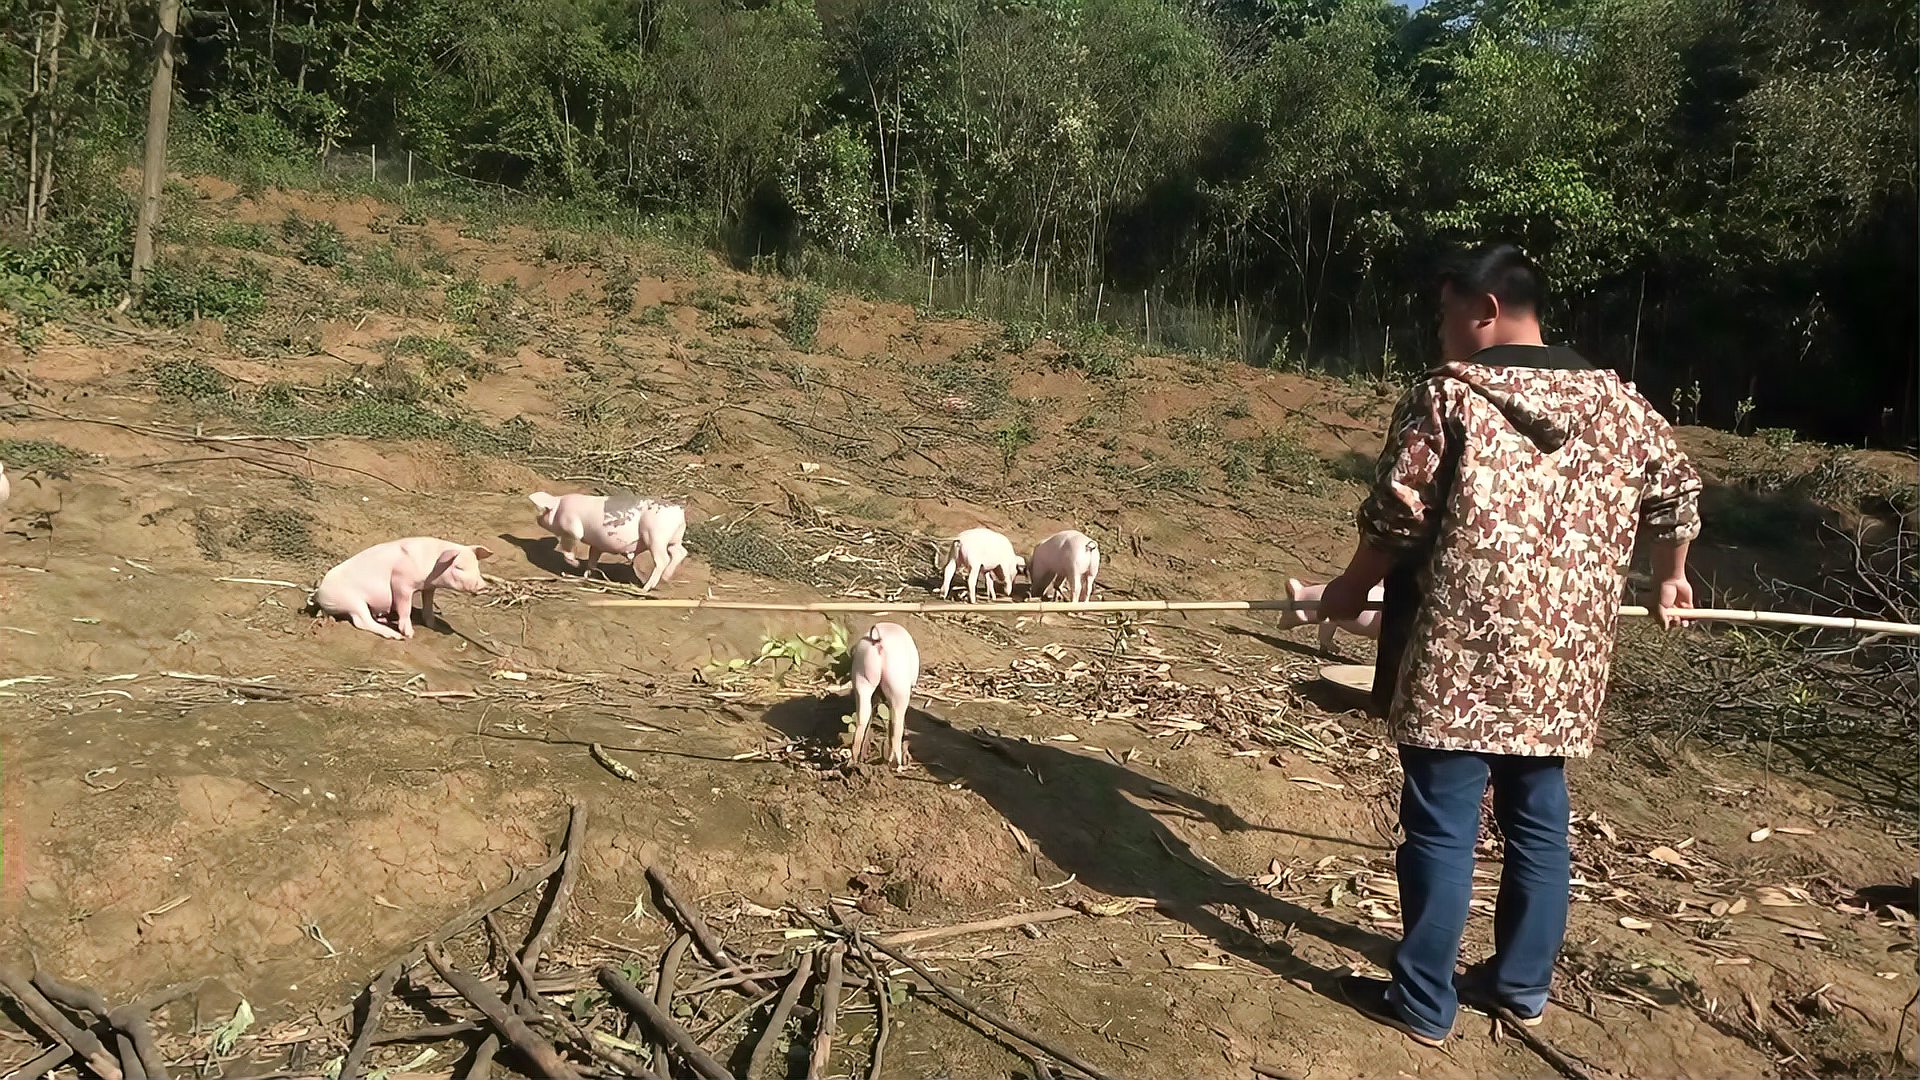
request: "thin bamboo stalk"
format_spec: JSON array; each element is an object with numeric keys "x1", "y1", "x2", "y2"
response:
[{"x1": 584, "y1": 597, "x2": 1920, "y2": 637}]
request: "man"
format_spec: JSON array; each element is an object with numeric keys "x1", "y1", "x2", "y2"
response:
[{"x1": 1318, "y1": 243, "x2": 1702, "y2": 1046}]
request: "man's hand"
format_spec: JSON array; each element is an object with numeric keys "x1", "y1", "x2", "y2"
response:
[
  {"x1": 1319, "y1": 571, "x2": 1377, "y2": 623},
  {"x1": 1655, "y1": 575, "x2": 1695, "y2": 630}
]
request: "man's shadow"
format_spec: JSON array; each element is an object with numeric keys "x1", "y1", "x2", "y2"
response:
[{"x1": 759, "y1": 694, "x2": 1398, "y2": 991}]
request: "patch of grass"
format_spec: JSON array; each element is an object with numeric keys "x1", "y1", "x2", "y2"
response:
[
  {"x1": 602, "y1": 259, "x2": 637, "y2": 317},
  {"x1": 418, "y1": 245, "x2": 455, "y2": 275},
  {"x1": 349, "y1": 243, "x2": 424, "y2": 288},
  {"x1": 1221, "y1": 444, "x2": 1253, "y2": 487},
  {"x1": 686, "y1": 519, "x2": 799, "y2": 578},
  {"x1": 210, "y1": 222, "x2": 274, "y2": 251},
  {"x1": 1000, "y1": 320, "x2": 1043, "y2": 352},
  {"x1": 288, "y1": 218, "x2": 348, "y2": 267},
  {"x1": 137, "y1": 261, "x2": 268, "y2": 325},
  {"x1": 681, "y1": 413, "x2": 731, "y2": 454},
  {"x1": 1239, "y1": 428, "x2": 1328, "y2": 487},
  {"x1": 0, "y1": 438, "x2": 89, "y2": 476},
  {"x1": 994, "y1": 408, "x2": 1037, "y2": 468},
  {"x1": 227, "y1": 507, "x2": 320, "y2": 558},
  {"x1": 688, "y1": 281, "x2": 743, "y2": 314},
  {"x1": 1220, "y1": 399, "x2": 1252, "y2": 420},
  {"x1": 1050, "y1": 337, "x2": 1131, "y2": 381},
  {"x1": 917, "y1": 345, "x2": 1011, "y2": 418},
  {"x1": 390, "y1": 334, "x2": 495, "y2": 383},
  {"x1": 445, "y1": 276, "x2": 485, "y2": 322},
  {"x1": 152, "y1": 358, "x2": 233, "y2": 403},
  {"x1": 1167, "y1": 413, "x2": 1222, "y2": 449},
  {"x1": 635, "y1": 303, "x2": 669, "y2": 327},
  {"x1": 781, "y1": 282, "x2": 829, "y2": 349}
]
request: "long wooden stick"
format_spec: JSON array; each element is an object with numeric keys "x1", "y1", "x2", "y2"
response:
[
  {"x1": 0, "y1": 970, "x2": 122, "y2": 1080},
  {"x1": 422, "y1": 944, "x2": 582, "y2": 1080},
  {"x1": 748, "y1": 948, "x2": 816, "y2": 1080},
  {"x1": 876, "y1": 907, "x2": 1081, "y2": 946},
  {"x1": 852, "y1": 934, "x2": 1125, "y2": 1080},
  {"x1": 587, "y1": 596, "x2": 1920, "y2": 636},
  {"x1": 806, "y1": 946, "x2": 845, "y2": 1080},
  {"x1": 598, "y1": 967, "x2": 737, "y2": 1080},
  {"x1": 646, "y1": 865, "x2": 776, "y2": 997},
  {"x1": 338, "y1": 960, "x2": 403, "y2": 1080}
]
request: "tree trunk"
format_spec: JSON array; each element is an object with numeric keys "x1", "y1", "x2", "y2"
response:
[
  {"x1": 25, "y1": 18, "x2": 43, "y2": 235},
  {"x1": 34, "y1": 3, "x2": 67, "y2": 228},
  {"x1": 130, "y1": 0, "x2": 181, "y2": 292}
]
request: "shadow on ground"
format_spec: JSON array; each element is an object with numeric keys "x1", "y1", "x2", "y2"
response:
[{"x1": 759, "y1": 695, "x2": 1398, "y2": 995}]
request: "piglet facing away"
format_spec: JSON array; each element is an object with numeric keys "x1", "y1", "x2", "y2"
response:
[
  {"x1": 1027, "y1": 529, "x2": 1100, "y2": 603},
  {"x1": 937, "y1": 527, "x2": 1024, "y2": 604},
  {"x1": 0, "y1": 462, "x2": 9, "y2": 509},
  {"x1": 1281, "y1": 577, "x2": 1383, "y2": 653},
  {"x1": 529, "y1": 491, "x2": 689, "y2": 591},
  {"x1": 849, "y1": 622, "x2": 921, "y2": 771},
  {"x1": 314, "y1": 537, "x2": 494, "y2": 640}
]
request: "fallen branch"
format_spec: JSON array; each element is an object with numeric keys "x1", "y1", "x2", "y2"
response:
[
  {"x1": 1492, "y1": 1007, "x2": 1600, "y2": 1080},
  {"x1": 421, "y1": 943, "x2": 582, "y2": 1080},
  {"x1": 652, "y1": 934, "x2": 693, "y2": 1073},
  {"x1": 861, "y1": 952, "x2": 890, "y2": 1080},
  {"x1": 806, "y1": 946, "x2": 845, "y2": 1080},
  {"x1": 337, "y1": 960, "x2": 404, "y2": 1080},
  {"x1": 0, "y1": 970, "x2": 123, "y2": 1080},
  {"x1": 317, "y1": 815, "x2": 573, "y2": 1026},
  {"x1": 106, "y1": 1004, "x2": 167, "y2": 1080},
  {"x1": 852, "y1": 932, "x2": 1125, "y2": 1080},
  {"x1": 598, "y1": 967, "x2": 737, "y2": 1080},
  {"x1": 474, "y1": 800, "x2": 587, "y2": 1070},
  {"x1": 876, "y1": 908, "x2": 1081, "y2": 947},
  {"x1": 748, "y1": 949, "x2": 816, "y2": 1080},
  {"x1": 646, "y1": 865, "x2": 775, "y2": 997}
]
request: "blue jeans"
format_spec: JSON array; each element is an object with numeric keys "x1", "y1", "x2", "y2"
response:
[{"x1": 1387, "y1": 745, "x2": 1571, "y2": 1039}]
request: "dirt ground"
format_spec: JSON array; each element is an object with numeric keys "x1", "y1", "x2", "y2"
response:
[{"x1": 1, "y1": 179, "x2": 1915, "y2": 1080}]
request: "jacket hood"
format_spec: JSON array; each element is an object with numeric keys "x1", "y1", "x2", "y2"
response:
[{"x1": 1435, "y1": 344, "x2": 1613, "y2": 453}]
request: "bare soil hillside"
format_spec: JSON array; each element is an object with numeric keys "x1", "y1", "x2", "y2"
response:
[{"x1": 1, "y1": 179, "x2": 1913, "y2": 1080}]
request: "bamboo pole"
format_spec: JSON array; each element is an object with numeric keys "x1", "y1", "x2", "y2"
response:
[{"x1": 583, "y1": 597, "x2": 1920, "y2": 637}]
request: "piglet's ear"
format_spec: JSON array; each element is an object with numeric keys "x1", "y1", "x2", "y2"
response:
[
  {"x1": 425, "y1": 549, "x2": 461, "y2": 586},
  {"x1": 528, "y1": 493, "x2": 556, "y2": 510},
  {"x1": 472, "y1": 545, "x2": 496, "y2": 561}
]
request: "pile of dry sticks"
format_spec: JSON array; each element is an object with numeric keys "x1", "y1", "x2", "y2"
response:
[{"x1": 2, "y1": 801, "x2": 1138, "y2": 1080}]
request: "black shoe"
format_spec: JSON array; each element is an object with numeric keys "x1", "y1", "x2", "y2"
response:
[
  {"x1": 1336, "y1": 975, "x2": 1448, "y2": 1047},
  {"x1": 1455, "y1": 970, "x2": 1544, "y2": 1027}
]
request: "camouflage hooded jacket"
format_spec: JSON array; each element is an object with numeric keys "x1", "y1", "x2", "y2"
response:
[{"x1": 1358, "y1": 344, "x2": 1703, "y2": 758}]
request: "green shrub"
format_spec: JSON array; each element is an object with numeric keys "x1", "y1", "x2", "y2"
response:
[
  {"x1": 137, "y1": 261, "x2": 267, "y2": 325},
  {"x1": 152, "y1": 359, "x2": 233, "y2": 403},
  {"x1": 781, "y1": 282, "x2": 829, "y2": 349}
]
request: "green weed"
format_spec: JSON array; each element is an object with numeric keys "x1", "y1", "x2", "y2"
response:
[
  {"x1": 137, "y1": 261, "x2": 268, "y2": 325},
  {"x1": 781, "y1": 282, "x2": 829, "y2": 349},
  {"x1": 152, "y1": 358, "x2": 233, "y2": 403},
  {"x1": 0, "y1": 438, "x2": 89, "y2": 476}
]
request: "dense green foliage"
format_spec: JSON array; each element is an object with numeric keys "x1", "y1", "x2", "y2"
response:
[{"x1": 2, "y1": 0, "x2": 1913, "y2": 442}]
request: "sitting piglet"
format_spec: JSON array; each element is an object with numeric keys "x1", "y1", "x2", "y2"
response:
[
  {"x1": 313, "y1": 538, "x2": 494, "y2": 640},
  {"x1": 849, "y1": 622, "x2": 921, "y2": 771},
  {"x1": 1280, "y1": 577, "x2": 1383, "y2": 654},
  {"x1": 937, "y1": 527, "x2": 1024, "y2": 604},
  {"x1": 1026, "y1": 529, "x2": 1100, "y2": 603},
  {"x1": 529, "y1": 491, "x2": 689, "y2": 592}
]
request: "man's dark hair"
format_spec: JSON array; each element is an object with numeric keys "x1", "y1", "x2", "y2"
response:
[{"x1": 1439, "y1": 243, "x2": 1546, "y2": 314}]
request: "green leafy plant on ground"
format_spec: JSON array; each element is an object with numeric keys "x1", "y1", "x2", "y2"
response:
[{"x1": 781, "y1": 283, "x2": 829, "y2": 349}]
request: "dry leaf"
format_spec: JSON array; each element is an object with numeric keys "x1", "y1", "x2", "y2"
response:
[
  {"x1": 1757, "y1": 888, "x2": 1802, "y2": 907},
  {"x1": 1183, "y1": 962, "x2": 1235, "y2": 971},
  {"x1": 1749, "y1": 827, "x2": 1773, "y2": 843},
  {"x1": 1728, "y1": 898, "x2": 1748, "y2": 915},
  {"x1": 1619, "y1": 916, "x2": 1655, "y2": 931},
  {"x1": 1710, "y1": 900, "x2": 1731, "y2": 917},
  {"x1": 1781, "y1": 928, "x2": 1830, "y2": 942},
  {"x1": 1714, "y1": 957, "x2": 1753, "y2": 967},
  {"x1": 1773, "y1": 826, "x2": 1817, "y2": 835},
  {"x1": 1046, "y1": 733, "x2": 1081, "y2": 742},
  {"x1": 372, "y1": 894, "x2": 402, "y2": 910},
  {"x1": 1005, "y1": 822, "x2": 1033, "y2": 854},
  {"x1": 1877, "y1": 971, "x2": 1901, "y2": 980},
  {"x1": 1648, "y1": 846, "x2": 1688, "y2": 867},
  {"x1": 490, "y1": 669, "x2": 529, "y2": 681}
]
